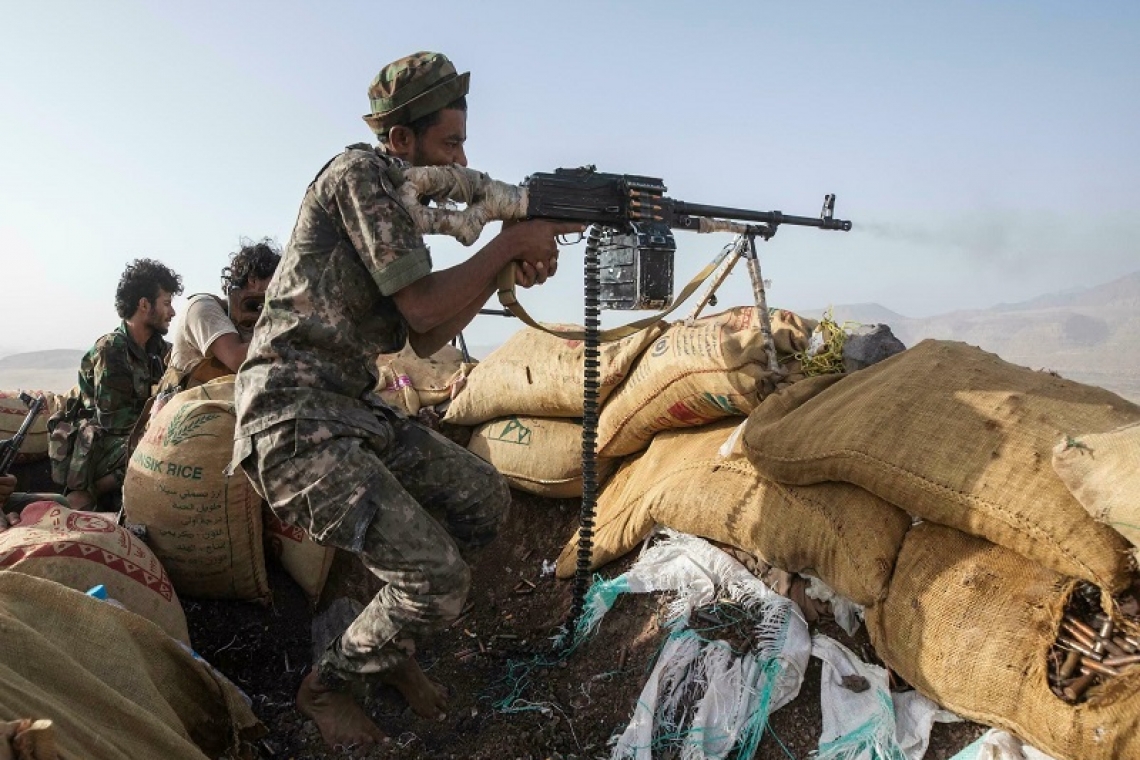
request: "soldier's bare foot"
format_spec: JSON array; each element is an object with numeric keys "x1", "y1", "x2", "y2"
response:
[
  {"x1": 296, "y1": 669, "x2": 387, "y2": 750},
  {"x1": 381, "y1": 657, "x2": 449, "y2": 719}
]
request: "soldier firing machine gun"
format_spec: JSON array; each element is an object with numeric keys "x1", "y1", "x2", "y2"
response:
[{"x1": 389, "y1": 163, "x2": 853, "y2": 639}]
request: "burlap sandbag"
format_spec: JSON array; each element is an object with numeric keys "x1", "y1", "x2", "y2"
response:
[
  {"x1": 555, "y1": 451, "x2": 651, "y2": 577},
  {"x1": 597, "y1": 307, "x2": 814, "y2": 458},
  {"x1": 743, "y1": 339, "x2": 1138, "y2": 593},
  {"x1": 263, "y1": 506, "x2": 335, "y2": 606},
  {"x1": 0, "y1": 572, "x2": 262, "y2": 759},
  {"x1": 376, "y1": 344, "x2": 468, "y2": 416},
  {"x1": 467, "y1": 416, "x2": 618, "y2": 498},
  {"x1": 867, "y1": 522, "x2": 1140, "y2": 760},
  {"x1": 1052, "y1": 422, "x2": 1140, "y2": 561},
  {"x1": 0, "y1": 389, "x2": 66, "y2": 461},
  {"x1": 124, "y1": 391, "x2": 268, "y2": 601},
  {"x1": 558, "y1": 419, "x2": 910, "y2": 606},
  {"x1": 443, "y1": 321, "x2": 667, "y2": 426},
  {"x1": 0, "y1": 501, "x2": 189, "y2": 644}
]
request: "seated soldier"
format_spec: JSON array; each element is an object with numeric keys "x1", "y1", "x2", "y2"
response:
[
  {"x1": 48, "y1": 259, "x2": 183, "y2": 511},
  {"x1": 159, "y1": 238, "x2": 282, "y2": 396}
]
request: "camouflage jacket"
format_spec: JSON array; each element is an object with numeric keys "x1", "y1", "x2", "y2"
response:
[
  {"x1": 75, "y1": 322, "x2": 169, "y2": 434},
  {"x1": 235, "y1": 144, "x2": 431, "y2": 440}
]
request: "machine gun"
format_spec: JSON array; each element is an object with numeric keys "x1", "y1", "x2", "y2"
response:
[
  {"x1": 0, "y1": 392, "x2": 46, "y2": 476},
  {"x1": 523, "y1": 166, "x2": 850, "y2": 309},
  {"x1": 394, "y1": 163, "x2": 851, "y2": 312}
]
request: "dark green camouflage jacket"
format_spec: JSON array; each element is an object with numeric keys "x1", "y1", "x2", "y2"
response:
[
  {"x1": 76, "y1": 322, "x2": 169, "y2": 434},
  {"x1": 235, "y1": 144, "x2": 431, "y2": 441}
]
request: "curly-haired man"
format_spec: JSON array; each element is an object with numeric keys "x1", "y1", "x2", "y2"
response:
[
  {"x1": 49, "y1": 258, "x2": 183, "y2": 510},
  {"x1": 158, "y1": 238, "x2": 281, "y2": 395}
]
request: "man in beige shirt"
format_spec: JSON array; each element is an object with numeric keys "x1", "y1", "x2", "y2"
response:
[{"x1": 159, "y1": 239, "x2": 281, "y2": 395}]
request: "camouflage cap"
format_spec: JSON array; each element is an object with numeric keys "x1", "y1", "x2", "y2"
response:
[{"x1": 362, "y1": 51, "x2": 470, "y2": 136}]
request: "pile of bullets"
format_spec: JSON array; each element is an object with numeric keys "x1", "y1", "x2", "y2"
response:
[{"x1": 1050, "y1": 588, "x2": 1140, "y2": 703}]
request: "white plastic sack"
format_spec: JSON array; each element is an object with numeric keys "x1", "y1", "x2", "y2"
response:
[
  {"x1": 949, "y1": 729, "x2": 1058, "y2": 760},
  {"x1": 813, "y1": 633, "x2": 959, "y2": 760},
  {"x1": 575, "y1": 530, "x2": 811, "y2": 760}
]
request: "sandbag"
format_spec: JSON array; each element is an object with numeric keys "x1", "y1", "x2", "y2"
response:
[
  {"x1": 597, "y1": 307, "x2": 814, "y2": 458},
  {"x1": 558, "y1": 419, "x2": 910, "y2": 606},
  {"x1": 375, "y1": 344, "x2": 468, "y2": 416},
  {"x1": 1052, "y1": 422, "x2": 1140, "y2": 560},
  {"x1": 443, "y1": 321, "x2": 667, "y2": 426},
  {"x1": 124, "y1": 388, "x2": 268, "y2": 601},
  {"x1": 0, "y1": 572, "x2": 262, "y2": 759},
  {"x1": 743, "y1": 339, "x2": 1138, "y2": 593},
  {"x1": 263, "y1": 506, "x2": 335, "y2": 606},
  {"x1": 0, "y1": 389, "x2": 67, "y2": 461},
  {"x1": 467, "y1": 416, "x2": 618, "y2": 498},
  {"x1": 867, "y1": 522, "x2": 1140, "y2": 760},
  {"x1": 0, "y1": 501, "x2": 189, "y2": 644}
]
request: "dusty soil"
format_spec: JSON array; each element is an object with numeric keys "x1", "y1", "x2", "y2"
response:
[{"x1": 181, "y1": 490, "x2": 987, "y2": 760}]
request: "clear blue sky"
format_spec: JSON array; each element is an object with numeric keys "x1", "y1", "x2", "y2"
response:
[{"x1": 1, "y1": 1, "x2": 1137, "y2": 356}]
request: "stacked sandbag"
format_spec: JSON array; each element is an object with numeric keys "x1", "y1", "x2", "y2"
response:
[
  {"x1": 597, "y1": 307, "x2": 815, "y2": 457},
  {"x1": 467, "y1": 416, "x2": 619, "y2": 498},
  {"x1": 867, "y1": 522, "x2": 1140, "y2": 760},
  {"x1": 0, "y1": 389, "x2": 68, "y2": 462},
  {"x1": 444, "y1": 321, "x2": 667, "y2": 425},
  {"x1": 376, "y1": 343, "x2": 469, "y2": 416},
  {"x1": 123, "y1": 381, "x2": 268, "y2": 601},
  {"x1": 0, "y1": 572, "x2": 263, "y2": 759},
  {"x1": 557, "y1": 415, "x2": 911, "y2": 606},
  {"x1": 0, "y1": 501, "x2": 189, "y2": 643},
  {"x1": 263, "y1": 506, "x2": 335, "y2": 607},
  {"x1": 1052, "y1": 421, "x2": 1140, "y2": 563},
  {"x1": 743, "y1": 339, "x2": 1139, "y2": 593}
]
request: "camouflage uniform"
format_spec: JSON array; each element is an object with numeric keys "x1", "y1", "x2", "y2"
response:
[
  {"x1": 234, "y1": 69, "x2": 508, "y2": 683},
  {"x1": 48, "y1": 323, "x2": 168, "y2": 494}
]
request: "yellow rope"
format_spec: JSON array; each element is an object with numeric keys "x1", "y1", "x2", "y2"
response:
[{"x1": 793, "y1": 308, "x2": 858, "y2": 376}]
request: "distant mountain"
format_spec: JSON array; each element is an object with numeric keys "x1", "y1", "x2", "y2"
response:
[
  {"x1": 810, "y1": 271, "x2": 1140, "y2": 403},
  {"x1": 0, "y1": 349, "x2": 84, "y2": 371},
  {"x1": 0, "y1": 349, "x2": 83, "y2": 393}
]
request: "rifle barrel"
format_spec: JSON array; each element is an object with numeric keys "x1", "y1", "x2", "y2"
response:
[{"x1": 670, "y1": 200, "x2": 852, "y2": 231}]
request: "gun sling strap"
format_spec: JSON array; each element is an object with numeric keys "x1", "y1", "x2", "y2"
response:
[{"x1": 495, "y1": 253, "x2": 726, "y2": 342}]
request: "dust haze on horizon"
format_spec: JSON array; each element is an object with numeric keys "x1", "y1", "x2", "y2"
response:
[{"x1": 1, "y1": 1, "x2": 1137, "y2": 357}]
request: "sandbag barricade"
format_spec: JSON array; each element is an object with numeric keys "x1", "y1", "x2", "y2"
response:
[
  {"x1": 558, "y1": 418, "x2": 911, "y2": 606},
  {"x1": 376, "y1": 344, "x2": 469, "y2": 416},
  {"x1": 867, "y1": 522, "x2": 1140, "y2": 760},
  {"x1": 443, "y1": 321, "x2": 667, "y2": 426},
  {"x1": 0, "y1": 572, "x2": 263, "y2": 759},
  {"x1": 597, "y1": 307, "x2": 815, "y2": 458},
  {"x1": 467, "y1": 416, "x2": 619, "y2": 499},
  {"x1": 0, "y1": 501, "x2": 190, "y2": 644},
  {"x1": 263, "y1": 506, "x2": 335, "y2": 606},
  {"x1": 0, "y1": 389, "x2": 67, "y2": 462},
  {"x1": 743, "y1": 339, "x2": 1139, "y2": 593},
  {"x1": 124, "y1": 385, "x2": 268, "y2": 602},
  {"x1": 1052, "y1": 421, "x2": 1140, "y2": 563}
]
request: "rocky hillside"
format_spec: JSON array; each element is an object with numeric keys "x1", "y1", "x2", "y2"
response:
[{"x1": 814, "y1": 271, "x2": 1140, "y2": 402}]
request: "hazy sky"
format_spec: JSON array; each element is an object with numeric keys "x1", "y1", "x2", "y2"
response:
[{"x1": 1, "y1": 1, "x2": 1137, "y2": 356}]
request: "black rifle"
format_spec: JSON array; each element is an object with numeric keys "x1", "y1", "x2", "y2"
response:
[
  {"x1": 524, "y1": 165, "x2": 851, "y2": 232},
  {"x1": 523, "y1": 166, "x2": 851, "y2": 309},
  {"x1": 0, "y1": 392, "x2": 46, "y2": 476}
]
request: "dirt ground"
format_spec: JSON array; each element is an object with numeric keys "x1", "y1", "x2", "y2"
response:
[{"x1": 180, "y1": 490, "x2": 987, "y2": 760}]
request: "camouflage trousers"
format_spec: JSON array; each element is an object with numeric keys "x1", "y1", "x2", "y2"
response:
[
  {"x1": 49, "y1": 419, "x2": 128, "y2": 494},
  {"x1": 241, "y1": 410, "x2": 510, "y2": 685}
]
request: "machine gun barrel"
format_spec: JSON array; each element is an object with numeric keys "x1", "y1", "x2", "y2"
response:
[{"x1": 669, "y1": 198, "x2": 852, "y2": 232}]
